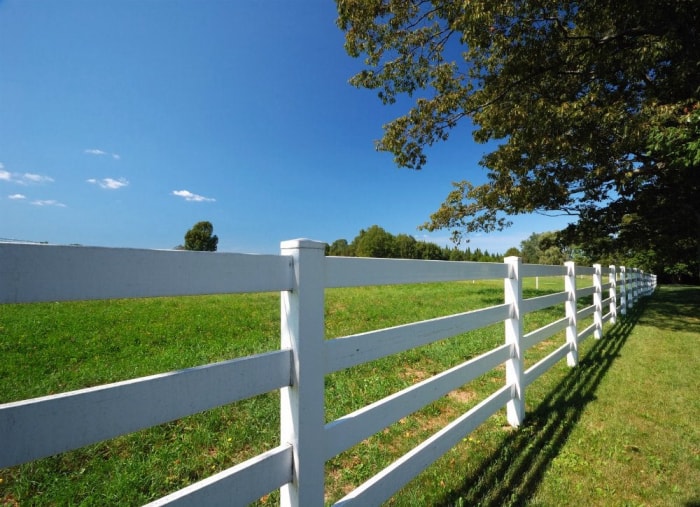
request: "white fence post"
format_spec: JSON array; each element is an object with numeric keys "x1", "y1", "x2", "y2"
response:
[
  {"x1": 593, "y1": 264, "x2": 603, "y2": 339},
  {"x1": 565, "y1": 261, "x2": 578, "y2": 366},
  {"x1": 609, "y1": 265, "x2": 617, "y2": 324},
  {"x1": 620, "y1": 266, "x2": 627, "y2": 316},
  {"x1": 630, "y1": 268, "x2": 638, "y2": 309},
  {"x1": 504, "y1": 256, "x2": 524, "y2": 427},
  {"x1": 280, "y1": 239, "x2": 326, "y2": 507}
]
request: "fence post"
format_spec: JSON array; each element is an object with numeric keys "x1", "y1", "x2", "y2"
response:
[
  {"x1": 593, "y1": 264, "x2": 603, "y2": 339},
  {"x1": 280, "y1": 239, "x2": 326, "y2": 507},
  {"x1": 565, "y1": 261, "x2": 578, "y2": 366},
  {"x1": 620, "y1": 266, "x2": 627, "y2": 316},
  {"x1": 609, "y1": 265, "x2": 617, "y2": 324},
  {"x1": 504, "y1": 256, "x2": 524, "y2": 427},
  {"x1": 630, "y1": 268, "x2": 637, "y2": 309}
]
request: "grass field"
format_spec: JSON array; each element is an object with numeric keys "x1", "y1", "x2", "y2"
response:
[{"x1": 1, "y1": 280, "x2": 697, "y2": 505}]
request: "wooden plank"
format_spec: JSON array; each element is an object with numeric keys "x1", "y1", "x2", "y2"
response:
[
  {"x1": 578, "y1": 322, "x2": 597, "y2": 343},
  {"x1": 333, "y1": 386, "x2": 512, "y2": 506},
  {"x1": 325, "y1": 304, "x2": 511, "y2": 373},
  {"x1": 522, "y1": 316, "x2": 569, "y2": 351},
  {"x1": 576, "y1": 266, "x2": 596, "y2": 276},
  {"x1": 325, "y1": 257, "x2": 508, "y2": 288},
  {"x1": 324, "y1": 344, "x2": 511, "y2": 459},
  {"x1": 146, "y1": 444, "x2": 293, "y2": 507},
  {"x1": 577, "y1": 303, "x2": 596, "y2": 320},
  {"x1": 0, "y1": 350, "x2": 291, "y2": 468},
  {"x1": 520, "y1": 264, "x2": 567, "y2": 277},
  {"x1": 523, "y1": 343, "x2": 570, "y2": 387},
  {"x1": 0, "y1": 244, "x2": 293, "y2": 303},
  {"x1": 520, "y1": 291, "x2": 567, "y2": 314},
  {"x1": 576, "y1": 286, "x2": 595, "y2": 298}
]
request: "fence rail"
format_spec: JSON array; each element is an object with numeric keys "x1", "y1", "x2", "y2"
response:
[{"x1": 0, "y1": 240, "x2": 656, "y2": 506}]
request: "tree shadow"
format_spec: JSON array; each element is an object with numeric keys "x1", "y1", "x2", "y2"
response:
[
  {"x1": 635, "y1": 285, "x2": 700, "y2": 334},
  {"x1": 436, "y1": 299, "x2": 647, "y2": 506}
]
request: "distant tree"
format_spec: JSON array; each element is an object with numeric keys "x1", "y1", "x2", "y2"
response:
[
  {"x1": 184, "y1": 221, "x2": 218, "y2": 252},
  {"x1": 353, "y1": 225, "x2": 396, "y2": 258},
  {"x1": 504, "y1": 247, "x2": 520, "y2": 258},
  {"x1": 415, "y1": 241, "x2": 446, "y2": 260},
  {"x1": 520, "y1": 231, "x2": 568, "y2": 265},
  {"x1": 520, "y1": 232, "x2": 545, "y2": 264},
  {"x1": 327, "y1": 225, "x2": 502, "y2": 261},
  {"x1": 327, "y1": 238, "x2": 354, "y2": 257},
  {"x1": 394, "y1": 233, "x2": 418, "y2": 259}
]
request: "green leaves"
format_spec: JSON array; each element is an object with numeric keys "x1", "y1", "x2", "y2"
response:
[
  {"x1": 337, "y1": 0, "x2": 700, "y2": 280},
  {"x1": 184, "y1": 221, "x2": 219, "y2": 252}
]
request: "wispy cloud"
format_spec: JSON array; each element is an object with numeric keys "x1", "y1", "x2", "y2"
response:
[
  {"x1": 8, "y1": 193, "x2": 26, "y2": 200},
  {"x1": 31, "y1": 199, "x2": 66, "y2": 208},
  {"x1": 87, "y1": 177, "x2": 129, "y2": 190},
  {"x1": 0, "y1": 164, "x2": 54, "y2": 185},
  {"x1": 22, "y1": 173, "x2": 54, "y2": 184},
  {"x1": 85, "y1": 148, "x2": 121, "y2": 160},
  {"x1": 172, "y1": 190, "x2": 216, "y2": 202}
]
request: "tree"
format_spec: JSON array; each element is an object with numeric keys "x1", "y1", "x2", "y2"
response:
[
  {"x1": 504, "y1": 247, "x2": 520, "y2": 258},
  {"x1": 353, "y1": 225, "x2": 396, "y2": 258},
  {"x1": 184, "y1": 221, "x2": 218, "y2": 252},
  {"x1": 519, "y1": 231, "x2": 567, "y2": 265},
  {"x1": 327, "y1": 225, "x2": 502, "y2": 260},
  {"x1": 327, "y1": 238, "x2": 354, "y2": 256},
  {"x1": 394, "y1": 233, "x2": 418, "y2": 259},
  {"x1": 337, "y1": 0, "x2": 700, "y2": 280}
]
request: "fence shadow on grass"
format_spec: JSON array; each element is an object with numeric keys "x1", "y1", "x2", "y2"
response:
[{"x1": 436, "y1": 300, "x2": 647, "y2": 507}]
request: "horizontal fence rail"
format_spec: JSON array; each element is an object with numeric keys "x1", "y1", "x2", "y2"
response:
[
  {"x1": 0, "y1": 241, "x2": 656, "y2": 506},
  {"x1": 0, "y1": 244, "x2": 293, "y2": 303}
]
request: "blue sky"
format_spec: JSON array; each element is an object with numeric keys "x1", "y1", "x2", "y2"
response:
[{"x1": 0, "y1": 0, "x2": 573, "y2": 254}]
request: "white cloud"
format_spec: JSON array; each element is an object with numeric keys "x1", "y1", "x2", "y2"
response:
[
  {"x1": 87, "y1": 177, "x2": 129, "y2": 190},
  {"x1": 31, "y1": 199, "x2": 66, "y2": 208},
  {"x1": 85, "y1": 148, "x2": 121, "y2": 160},
  {"x1": 0, "y1": 166, "x2": 54, "y2": 185},
  {"x1": 8, "y1": 193, "x2": 26, "y2": 200},
  {"x1": 22, "y1": 173, "x2": 54, "y2": 184},
  {"x1": 172, "y1": 190, "x2": 216, "y2": 202}
]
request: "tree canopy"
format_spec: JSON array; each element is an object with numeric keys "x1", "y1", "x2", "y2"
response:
[
  {"x1": 336, "y1": 0, "x2": 699, "y2": 281},
  {"x1": 184, "y1": 221, "x2": 218, "y2": 252}
]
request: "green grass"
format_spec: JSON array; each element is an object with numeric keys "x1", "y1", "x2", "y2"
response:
[
  {"x1": 529, "y1": 285, "x2": 700, "y2": 506},
  {"x1": 1, "y1": 281, "x2": 695, "y2": 505}
]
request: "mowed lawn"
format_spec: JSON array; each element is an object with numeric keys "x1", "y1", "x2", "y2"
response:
[
  {"x1": 0, "y1": 281, "x2": 697, "y2": 505},
  {"x1": 529, "y1": 285, "x2": 700, "y2": 506}
]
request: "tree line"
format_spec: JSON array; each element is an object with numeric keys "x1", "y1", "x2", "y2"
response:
[
  {"x1": 176, "y1": 221, "x2": 674, "y2": 280},
  {"x1": 326, "y1": 225, "x2": 503, "y2": 262}
]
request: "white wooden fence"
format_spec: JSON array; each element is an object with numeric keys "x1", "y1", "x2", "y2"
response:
[{"x1": 0, "y1": 240, "x2": 656, "y2": 505}]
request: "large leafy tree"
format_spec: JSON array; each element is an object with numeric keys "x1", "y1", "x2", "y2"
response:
[
  {"x1": 184, "y1": 221, "x2": 219, "y2": 252},
  {"x1": 336, "y1": 0, "x2": 699, "y2": 280}
]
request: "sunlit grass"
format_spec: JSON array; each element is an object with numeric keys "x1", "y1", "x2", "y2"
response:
[{"x1": 3, "y1": 280, "x2": 688, "y2": 506}]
